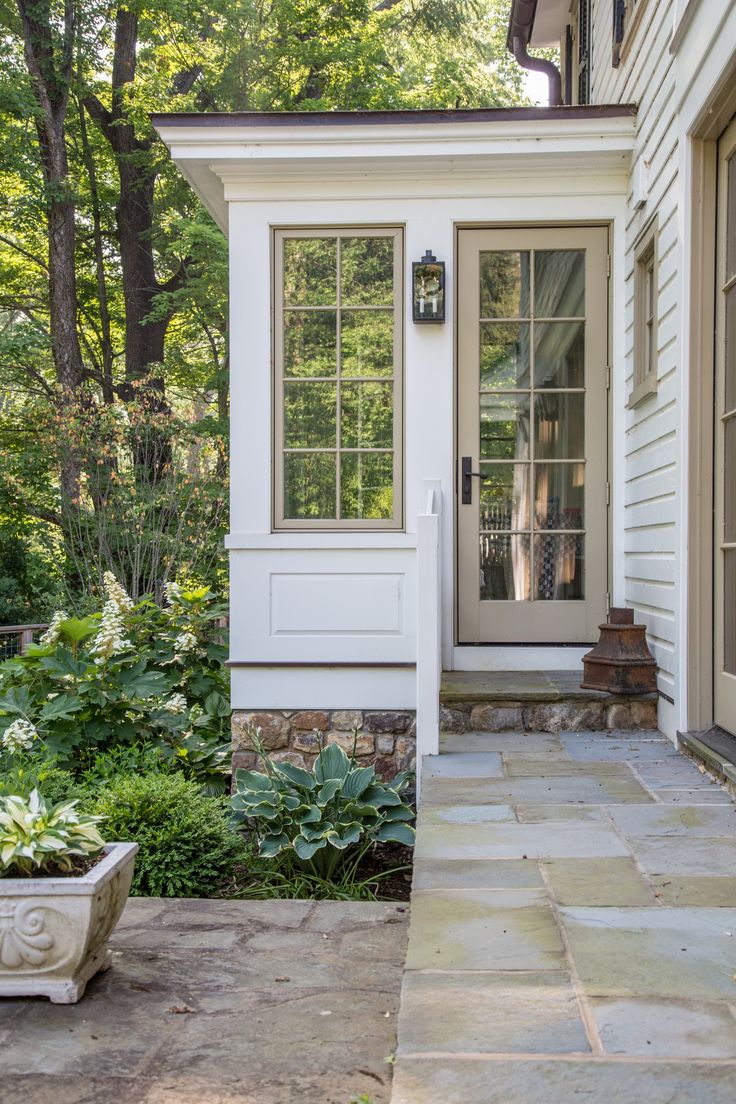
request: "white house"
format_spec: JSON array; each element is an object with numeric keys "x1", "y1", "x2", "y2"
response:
[{"x1": 153, "y1": 0, "x2": 736, "y2": 776}]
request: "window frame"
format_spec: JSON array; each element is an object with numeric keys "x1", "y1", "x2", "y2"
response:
[
  {"x1": 272, "y1": 226, "x2": 404, "y2": 531},
  {"x1": 628, "y1": 216, "x2": 659, "y2": 408},
  {"x1": 614, "y1": 0, "x2": 648, "y2": 68}
]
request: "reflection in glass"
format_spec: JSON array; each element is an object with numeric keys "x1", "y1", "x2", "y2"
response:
[
  {"x1": 341, "y1": 452, "x2": 393, "y2": 519},
  {"x1": 284, "y1": 382, "x2": 336, "y2": 448},
  {"x1": 341, "y1": 382, "x2": 393, "y2": 448},
  {"x1": 341, "y1": 311, "x2": 393, "y2": 377},
  {"x1": 535, "y1": 463, "x2": 584, "y2": 530},
  {"x1": 341, "y1": 237, "x2": 394, "y2": 306},
  {"x1": 535, "y1": 251, "x2": 585, "y2": 317},
  {"x1": 480, "y1": 252, "x2": 530, "y2": 318},
  {"x1": 534, "y1": 393, "x2": 584, "y2": 459},
  {"x1": 534, "y1": 534, "x2": 584, "y2": 600},
  {"x1": 479, "y1": 463, "x2": 530, "y2": 531},
  {"x1": 284, "y1": 311, "x2": 337, "y2": 377},
  {"x1": 480, "y1": 393, "x2": 531, "y2": 460},
  {"x1": 480, "y1": 534, "x2": 530, "y2": 601},
  {"x1": 480, "y1": 323, "x2": 530, "y2": 388},
  {"x1": 284, "y1": 453, "x2": 336, "y2": 519},
  {"x1": 725, "y1": 416, "x2": 736, "y2": 543},
  {"x1": 725, "y1": 548, "x2": 736, "y2": 675},
  {"x1": 283, "y1": 238, "x2": 337, "y2": 306},
  {"x1": 534, "y1": 321, "x2": 585, "y2": 388}
]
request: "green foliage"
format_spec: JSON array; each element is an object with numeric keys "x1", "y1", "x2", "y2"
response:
[
  {"x1": 0, "y1": 789, "x2": 105, "y2": 876},
  {"x1": 231, "y1": 732, "x2": 415, "y2": 878},
  {"x1": 93, "y1": 772, "x2": 244, "y2": 897},
  {"x1": 0, "y1": 576, "x2": 231, "y2": 791},
  {"x1": 0, "y1": 753, "x2": 82, "y2": 807}
]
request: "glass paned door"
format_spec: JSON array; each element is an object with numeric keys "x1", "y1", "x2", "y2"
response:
[
  {"x1": 715, "y1": 120, "x2": 736, "y2": 735},
  {"x1": 458, "y1": 227, "x2": 609, "y2": 643}
]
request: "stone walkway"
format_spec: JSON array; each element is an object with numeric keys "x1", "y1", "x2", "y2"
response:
[
  {"x1": 392, "y1": 729, "x2": 736, "y2": 1103},
  {"x1": 1, "y1": 899, "x2": 408, "y2": 1104}
]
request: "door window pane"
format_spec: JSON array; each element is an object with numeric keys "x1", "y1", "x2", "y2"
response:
[
  {"x1": 535, "y1": 393, "x2": 585, "y2": 459},
  {"x1": 284, "y1": 382, "x2": 336, "y2": 448},
  {"x1": 284, "y1": 311, "x2": 337, "y2": 377},
  {"x1": 725, "y1": 549, "x2": 736, "y2": 675},
  {"x1": 341, "y1": 237, "x2": 394, "y2": 305},
  {"x1": 480, "y1": 394, "x2": 531, "y2": 460},
  {"x1": 725, "y1": 416, "x2": 736, "y2": 544},
  {"x1": 726, "y1": 284, "x2": 736, "y2": 413},
  {"x1": 480, "y1": 323, "x2": 531, "y2": 388},
  {"x1": 534, "y1": 250, "x2": 585, "y2": 317},
  {"x1": 479, "y1": 463, "x2": 530, "y2": 530},
  {"x1": 341, "y1": 453, "x2": 393, "y2": 519},
  {"x1": 535, "y1": 463, "x2": 585, "y2": 529},
  {"x1": 341, "y1": 311, "x2": 393, "y2": 377},
  {"x1": 480, "y1": 252, "x2": 530, "y2": 318},
  {"x1": 534, "y1": 322, "x2": 585, "y2": 388},
  {"x1": 284, "y1": 454, "x2": 337, "y2": 519},
  {"x1": 480, "y1": 534, "x2": 530, "y2": 600},
  {"x1": 341, "y1": 382, "x2": 393, "y2": 448},
  {"x1": 534, "y1": 534, "x2": 584, "y2": 600},
  {"x1": 727, "y1": 154, "x2": 736, "y2": 282},
  {"x1": 284, "y1": 238, "x2": 337, "y2": 306}
]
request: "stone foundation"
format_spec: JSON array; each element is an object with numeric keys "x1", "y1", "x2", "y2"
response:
[
  {"x1": 231, "y1": 709, "x2": 416, "y2": 779},
  {"x1": 439, "y1": 697, "x2": 659, "y2": 734}
]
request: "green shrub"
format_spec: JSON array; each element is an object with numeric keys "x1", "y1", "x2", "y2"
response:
[
  {"x1": 0, "y1": 753, "x2": 83, "y2": 806},
  {"x1": 0, "y1": 576, "x2": 231, "y2": 791},
  {"x1": 93, "y1": 772, "x2": 244, "y2": 897},
  {"x1": 231, "y1": 735, "x2": 415, "y2": 879}
]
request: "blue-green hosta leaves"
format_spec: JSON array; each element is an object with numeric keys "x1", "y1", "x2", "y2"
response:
[{"x1": 231, "y1": 741, "x2": 414, "y2": 877}]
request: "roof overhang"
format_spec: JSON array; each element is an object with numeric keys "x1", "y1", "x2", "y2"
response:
[
  {"x1": 152, "y1": 107, "x2": 637, "y2": 233},
  {"x1": 508, "y1": 0, "x2": 569, "y2": 49}
]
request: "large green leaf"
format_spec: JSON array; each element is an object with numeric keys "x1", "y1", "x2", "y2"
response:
[
  {"x1": 204, "y1": 691, "x2": 230, "y2": 718},
  {"x1": 298, "y1": 805, "x2": 322, "y2": 825},
  {"x1": 314, "y1": 742, "x2": 350, "y2": 784},
  {"x1": 117, "y1": 667, "x2": 169, "y2": 699},
  {"x1": 325, "y1": 822, "x2": 363, "y2": 850},
  {"x1": 234, "y1": 769, "x2": 274, "y2": 792},
  {"x1": 316, "y1": 778, "x2": 343, "y2": 806},
  {"x1": 259, "y1": 833, "x2": 290, "y2": 858},
  {"x1": 294, "y1": 834, "x2": 327, "y2": 861},
  {"x1": 40, "y1": 651, "x2": 90, "y2": 679},
  {"x1": 57, "y1": 616, "x2": 99, "y2": 644},
  {"x1": 373, "y1": 822, "x2": 416, "y2": 846},
  {"x1": 342, "y1": 765, "x2": 375, "y2": 800},
  {"x1": 39, "y1": 696, "x2": 85, "y2": 722},
  {"x1": 0, "y1": 686, "x2": 33, "y2": 716},
  {"x1": 273, "y1": 761, "x2": 315, "y2": 790},
  {"x1": 382, "y1": 805, "x2": 415, "y2": 822},
  {"x1": 361, "y1": 785, "x2": 402, "y2": 807}
]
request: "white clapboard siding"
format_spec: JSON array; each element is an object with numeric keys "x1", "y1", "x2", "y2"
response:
[{"x1": 591, "y1": 0, "x2": 679, "y2": 695}]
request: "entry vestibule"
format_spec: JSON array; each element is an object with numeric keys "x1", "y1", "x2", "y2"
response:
[{"x1": 152, "y1": 108, "x2": 635, "y2": 736}]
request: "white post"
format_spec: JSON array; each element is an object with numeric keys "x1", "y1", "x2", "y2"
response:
[{"x1": 416, "y1": 480, "x2": 442, "y2": 798}]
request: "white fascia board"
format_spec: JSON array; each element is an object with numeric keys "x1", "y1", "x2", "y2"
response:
[
  {"x1": 529, "y1": 0, "x2": 570, "y2": 47},
  {"x1": 155, "y1": 115, "x2": 635, "y2": 227}
]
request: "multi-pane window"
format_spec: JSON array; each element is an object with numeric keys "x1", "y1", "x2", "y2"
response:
[
  {"x1": 630, "y1": 219, "x2": 658, "y2": 406},
  {"x1": 274, "y1": 229, "x2": 402, "y2": 528}
]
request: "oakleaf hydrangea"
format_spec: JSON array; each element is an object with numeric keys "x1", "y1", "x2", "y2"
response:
[
  {"x1": 2, "y1": 718, "x2": 39, "y2": 753},
  {"x1": 39, "y1": 609, "x2": 69, "y2": 648}
]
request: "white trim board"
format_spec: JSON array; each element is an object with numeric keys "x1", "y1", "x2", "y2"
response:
[{"x1": 451, "y1": 647, "x2": 590, "y2": 672}]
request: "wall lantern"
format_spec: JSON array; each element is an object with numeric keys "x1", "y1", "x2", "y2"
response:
[{"x1": 412, "y1": 250, "x2": 445, "y2": 323}]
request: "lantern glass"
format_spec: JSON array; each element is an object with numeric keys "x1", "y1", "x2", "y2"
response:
[{"x1": 412, "y1": 253, "x2": 445, "y2": 323}]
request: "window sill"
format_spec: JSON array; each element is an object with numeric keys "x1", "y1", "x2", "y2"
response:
[{"x1": 627, "y1": 373, "x2": 658, "y2": 409}]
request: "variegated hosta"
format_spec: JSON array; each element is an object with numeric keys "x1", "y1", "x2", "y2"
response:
[
  {"x1": 231, "y1": 741, "x2": 415, "y2": 878},
  {"x1": 0, "y1": 789, "x2": 106, "y2": 875}
]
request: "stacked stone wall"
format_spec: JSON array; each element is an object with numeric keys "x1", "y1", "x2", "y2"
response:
[
  {"x1": 231, "y1": 709, "x2": 416, "y2": 779},
  {"x1": 439, "y1": 698, "x2": 659, "y2": 734}
]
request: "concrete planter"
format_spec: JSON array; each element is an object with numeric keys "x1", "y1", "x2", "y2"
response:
[{"x1": 0, "y1": 841, "x2": 138, "y2": 1004}]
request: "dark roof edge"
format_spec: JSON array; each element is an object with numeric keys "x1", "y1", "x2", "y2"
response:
[
  {"x1": 507, "y1": 0, "x2": 539, "y2": 51},
  {"x1": 151, "y1": 105, "x2": 636, "y2": 129}
]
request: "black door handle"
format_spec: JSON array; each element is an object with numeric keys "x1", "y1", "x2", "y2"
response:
[{"x1": 461, "y1": 456, "x2": 483, "y2": 504}]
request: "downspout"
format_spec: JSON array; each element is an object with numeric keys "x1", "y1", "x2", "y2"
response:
[{"x1": 507, "y1": 0, "x2": 563, "y2": 107}]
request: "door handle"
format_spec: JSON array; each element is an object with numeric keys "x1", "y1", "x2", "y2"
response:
[{"x1": 461, "y1": 456, "x2": 483, "y2": 504}]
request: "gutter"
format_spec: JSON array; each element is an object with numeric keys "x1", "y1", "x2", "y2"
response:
[{"x1": 507, "y1": 0, "x2": 563, "y2": 107}]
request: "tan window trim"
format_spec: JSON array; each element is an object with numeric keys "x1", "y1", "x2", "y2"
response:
[
  {"x1": 628, "y1": 215, "x2": 659, "y2": 409},
  {"x1": 618, "y1": 0, "x2": 649, "y2": 67}
]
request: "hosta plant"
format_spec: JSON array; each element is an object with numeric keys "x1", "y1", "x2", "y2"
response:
[
  {"x1": 230, "y1": 738, "x2": 415, "y2": 879},
  {"x1": 0, "y1": 789, "x2": 105, "y2": 876}
]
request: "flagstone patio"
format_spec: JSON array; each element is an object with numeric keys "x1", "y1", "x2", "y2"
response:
[{"x1": 391, "y1": 729, "x2": 736, "y2": 1104}]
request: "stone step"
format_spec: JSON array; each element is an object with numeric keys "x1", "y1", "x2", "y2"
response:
[{"x1": 440, "y1": 671, "x2": 658, "y2": 734}]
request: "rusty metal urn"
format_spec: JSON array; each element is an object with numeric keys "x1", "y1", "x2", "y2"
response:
[{"x1": 581, "y1": 607, "x2": 657, "y2": 695}]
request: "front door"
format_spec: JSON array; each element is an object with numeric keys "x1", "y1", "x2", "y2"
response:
[
  {"x1": 714, "y1": 119, "x2": 736, "y2": 735},
  {"x1": 457, "y1": 227, "x2": 609, "y2": 643}
]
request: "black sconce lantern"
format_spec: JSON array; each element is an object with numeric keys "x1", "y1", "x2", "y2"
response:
[{"x1": 412, "y1": 250, "x2": 445, "y2": 323}]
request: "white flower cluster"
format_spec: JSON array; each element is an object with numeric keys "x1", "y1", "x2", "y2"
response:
[
  {"x1": 162, "y1": 692, "x2": 188, "y2": 715},
  {"x1": 164, "y1": 581, "x2": 181, "y2": 605},
  {"x1": 103, "y1": 571, "x2": 134, "y2": 613},
  {"x1": 174, "y1": 631, "x2": 197, "y2": 656},
  {"x1": 39, "y1": 609, "x2": 69, "y2": 647},
  {"x1": 90, "y1": 600, "x2": 132, "y2": 665},
  {"x1": 2, "y1": 718, "x2": 38, "y2": 753}
]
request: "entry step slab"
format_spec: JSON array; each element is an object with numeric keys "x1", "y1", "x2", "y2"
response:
[{"x1": 440, "y1": 671, "x2": 658, "y2": 733}]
